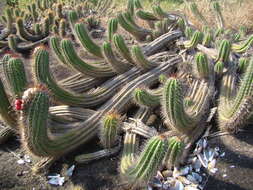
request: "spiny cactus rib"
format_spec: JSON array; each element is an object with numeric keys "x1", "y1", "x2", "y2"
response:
[
  {"x1": 124, "y1": 135, "x2": 168, "y2": 187},
  {"x1": 184, "y1": 31, "x2": 203, "y2": 49},
  {"x1": 0, "y1": 78, "x2": 16, "y2": 128},
  {"x1": 21, "y1": 89, "x2": 99, "y2": 157},
  {"x1": 131, "y1": 45, "x2": 157, "y2": 70},
  {"x1": 136, "y1": 9, "x2": 158, "y2": 21},
  {"x1": 133, "y1": 0, "x2": 143, "y2": 9},
  {"x1": 127, "y1": 0, "x2": 135, "y2": 15},
  {"x1": 74, "y1": 23, "x2": 103, "y2": 58},
  {"x1": 112, "y1": 34, "x2": 134, "y2": 64},
  {"x1": 50, "y1": 36, "x2": 69, "y2": 66},
  {"x1": 108, "y1": 18, "x2": 118, "y2": 42},
  {"x1": 68, "y1": 10, "x2": 79, "y2": 28},
  {"x1": 185, "y1": 27, "x2": 194, "y2": 39},
  {"x1": 99, "y1": 113, "x2": 120, "y2": 148},
  {"x1": 34, "y1": 23, "x2": 42, "y2": 35},
  {"x1": 60, "y1": 39, "x2": 115, "y2": 77},
  {"x1": 232, "y1": 35, "x2": 253, "y2": 53},
  {"x1": 218, "y1": 57, "x2": 253, "y2": 132},
  {"x1": 165, "y1": 136, "x2": 185, "y2": 166},
  {"x1": 3, "y1": 57, "x2": 27, "y2": 97},
  {"x1": 214, "y1": 61, "x2": 224, "y2": 75},
  {"x1": 117, "y1": 13, "x2": 152, "y2": 41},
  {"x1": 238, "y1": 57, "x2": 249, "y2": 73},
  {"x1": 162, "y1": 78, "x2": 196, "y2": 134},
  {"x1": 202, "y1": 31, "x2": 212, "y2": 47},
  {"x1": 16, "y1": 18, "x2": 44, "y2": 42},
  {"x1": 195, "y1": 52, "x2": 210, "y2": 79},
  {"x1": 212, "y1": 1, "x2": 224, "y2": 29},
  {"x1": 215, "y1": 39, "x2": 231, "y2": 65},
  {"x1": 133, "y1": 87, "x2": 161, "y2": 107},
  {"x1": 5, "y1": 8, "x2": 14, "y2": 31},
  {"x1": 102, "y1": 42, "x2": 132, "y2": 73}
]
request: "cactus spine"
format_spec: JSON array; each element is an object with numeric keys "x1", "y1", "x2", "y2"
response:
[{"x1": 108, "y1": 18, "x2": 118, "y2": 42}]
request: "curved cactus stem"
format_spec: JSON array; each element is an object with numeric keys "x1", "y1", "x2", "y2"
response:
[
  {"x1": 3, "y1": 57, "x2": 27, "y2": 97},
  {"x1": 117, "y1": 13, "x2": 152, "y2": 41},
  {"x1": 68, "y1": 10, "x2": 79, "y2": 29},
  {"x1": 107, "y1": 18, "x2": 118, "y2": 42},
  {"x1": 33, "y1": 47, "x2": 141, "y2": 107},
  {"x1": 202, "y1": 30, "x2": 213, "y2": 47},
  {"x1": 133, "y1": 87, "x2": 162, "y2": 107},
  {"x1": 184, "y1": 31, "x2": 203, "y2": 49},
  {"x1": 112, "y1": 34, "x2": 134, "y2": 64},
  {"x1": 232, "y1": 35, "x2": 253, "y2": 53},
  {"x1": 74, "y1": 22, "x2": 103, "y2": 58},
  {"x1": 238, "y1": 57, "x2": 249, "y2": 73},
  {"x1": 218, "y1": 57, "x2": 253, "y2": 132},
  {"x1": 16, "y1": 18, "x2": 44, "y2": 42},
  {"x1": 136, "y1": 9, "x2": 159, "y2": 21},
  {"x1": 185, "y1": 26, "x2": 194, "y2": 39},
  {"x1": 123, "y1": 135, "x2": 168, "y2": 187},
  {"x1": 99, "y1": 113, "x2": 121, "y2": 148},
  {"x1": 131, "y1": 45, "x2": 157, "y2": 70},
  {"x1": 20, "y1": 88, "x2": 100, "y2": 157},
  {"x1": 194, "y1": 52, "x2": 211, "y2": 79},
  {"x1": 60, "y1": 39, "x2": 116, "y2": 77},
  {"x1": 50, "y1": 36, "x2": 69, "y2": 66},
  {"x1": 102, "y1": 41, "x2": 132, "y2": 73},
  {"x1": 8, "y1": 34, "x2": 49, "y2": 53}
]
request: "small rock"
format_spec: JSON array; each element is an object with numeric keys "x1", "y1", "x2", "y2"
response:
[{"x1": 162, "y1": 170, "x2": 173, "y2": 178}]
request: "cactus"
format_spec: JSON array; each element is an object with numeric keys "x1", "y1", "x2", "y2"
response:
[
  {"x1": 202, "y1": 29, "x2": 213, "y2": 47},
  {"x1": 215, "y1": 39, "x2": 231, "y2": 73},
  {"x1": 68, "y1": 10, "x2": 79, "y2": 28},
  {"x1": 184, "y1": 31, "x2": 203, "y2": 49},
  {"x1": 212, "y1": 1, "x2": 224, "y2": 29},
  {"x1": 152, "y1": 5, "x2": 168, "y2": 19},
  {"x1": 117, "y1": 12, "x2": 152, "y2": 41},
  {"x1": 136, "y1": 9, "x2": 158, "y2": 22},
  {"x1": 73, "y1": 22, "x2": 103, "y2": 58},
  {"x1": 102, "y1": 42, "x2": 132, "y2": 73},
  {"x1": 60, "y1": 39, "x2": 115, "y2": 77},
  {"x1": 123, "y1": 135, "x2": 168, "y2": 187},
  {"x1": 133, "y1": 87, "x2": 161, "y2": 107},
  {"x1": 99, "y1": 113, "x2": 121, "y2": 148},
  {"x1": 131, "y1": 45, "x2": 156, "y2": 70},
  {"x1": 108, "y1": 18, "x2": 118, "y2": 42},
  {"x1": 3, "y1": 57, "x2": 27, "y2": 97},
  {"x1": 238, "y1": 57, "x2": 249, "y2": 73},
  {"x1": 112, "y1": 34, "x2": 134, "y2": 64},
  {"x1": 59, "y1": 19, "x2": 67, "y2": 38},
  {"x1": 195, "y1": 52, "x2": 210, "y2": 79},
  {"x1": 0, "y1": 127, "x2": 14, "y2": 144},
  {"x1": 218, "y1": 57, "x2": 253, "y2": 132},
  {"x1": 232, "y1": 35, "x2": 253, "y2": 53}
]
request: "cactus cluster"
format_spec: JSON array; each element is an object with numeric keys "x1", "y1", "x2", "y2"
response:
[{"x1": 1, "y1": 0, "x2": 253, "y2": 189}]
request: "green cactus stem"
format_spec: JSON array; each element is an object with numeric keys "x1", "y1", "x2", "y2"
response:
[
  {"x1": 133, "y1": 87, "x2": 161, "y2": 107},
  {"x1": 16, "y1": 18, "x2": 45, "y2": 42},
  {"x1": 59, "y1": 19, "x2": 67, "y2": 38},
  {"x1": 117, "y1": 12, "x2": 152, "y2": 41},
  {"x1": 162, "y1": 78, "x2": 212, "y2": 135},
  {"x1": 127, "y1": 0, "x2": 135, "y2": 15},
  {"x1": 238, "y1": 57, "x2": 249, "y2": 73},
  {"x1": 185, "y1": 26, "x2": 194, "y2": 39},
  {"x1": 68, "y1": 10, "x2": 79, "y2": 28},
  {"x1": 184, "y1": 31, "x2": 203, "y2": 49},
  {"x1": 60, "y1": 39, "x2": 115, "y2": 77},
  {"x1": 34, "y1": 23, "x2": 42, "y2": 35},
  {"x1": 215, "y1": 39, "x2": 231, "y2": 71},
  {"x1": 164, "y1": 136, "x2": 185, "y2": 167},
  {"x1": 212, "y1": 1, "x2": 224, "y2": 29},
  {"x1": 73, "y1": 22, "x2": 103, "y2": 58},
  {"x1": 99, "y1": 113, "x2": 121, "y2": 149},
  {"x1": 20, "y1": 87, "x2": 100, "y2": 157},
  {"x1": 123, "y1": 135, "x2": 168, "y2": 187},
  {"x1": 102, "y1": 42, "x2": 132, "y2": 73},
  {"x1": 195, "y1": 52, "x2": 210, "y2": 79},
  {"x1": 108, "y1": 18, "x2": 118, "y2": 42},
  {"x1": 131, "y1": 45, "x2": 157, "y2": 70},
  {"x1": 218, "y1": 57, "x2": 253, "y2": 132},
  {"x1": 202, "y1": 30, "x2": 213, "y2": 47},
  {"x1": 112, "y1": 34, "x2": 134, "y2": 64},
  {"x1": 5, "y1": 8, "x2": 14, "y2": 31},
  {"x1": 3, "y1": 57, "x2": 27, "y2": 97},
  {"x1": 232, "y1": 35, "x2": 253, "y2": 53}
]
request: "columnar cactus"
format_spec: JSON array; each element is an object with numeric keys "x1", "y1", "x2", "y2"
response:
[
  {"x1": 107, "y1": 18, "x2": 118, "y2": 42},
  {"x1": 184, "y1": 31, "x2": 203, "y2": 49},
  {"x1": 232, "y1": 35, "x2": 253, "y2": 53}
]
